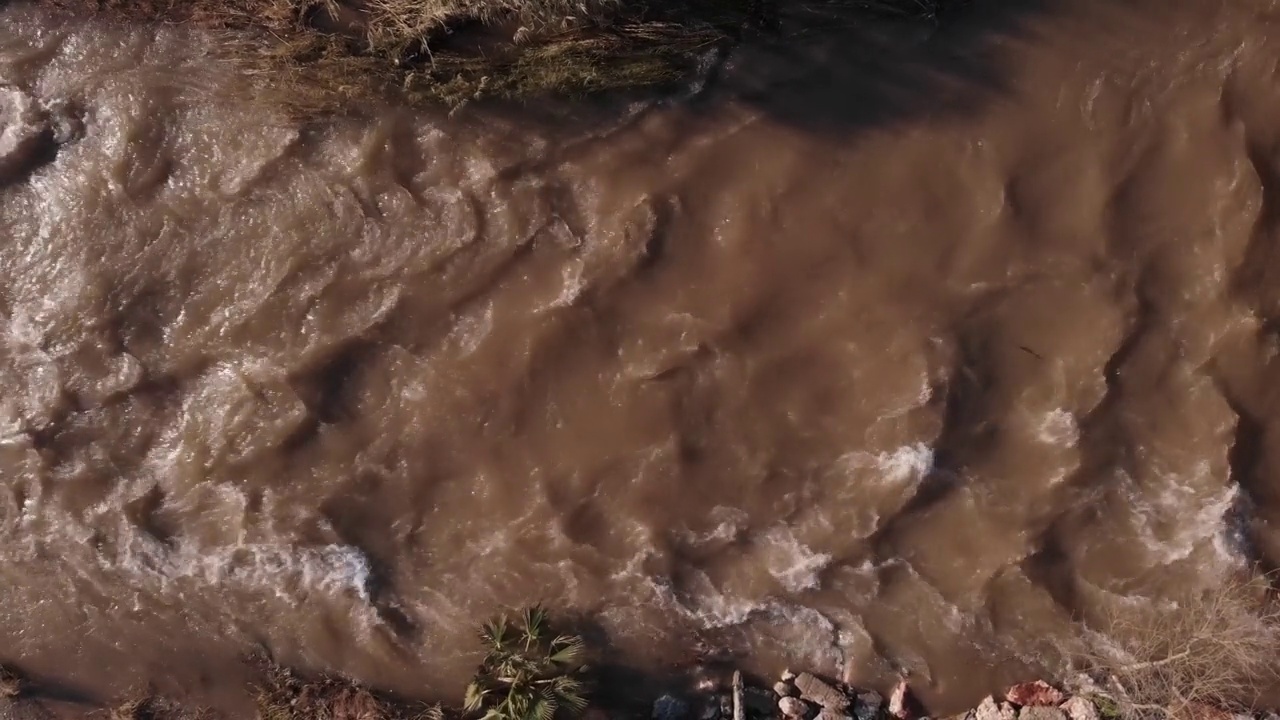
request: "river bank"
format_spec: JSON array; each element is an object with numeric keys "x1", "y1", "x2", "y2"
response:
[
  {"x1": 6, "y1": 0, "x2": 1280, "y2": 715},
  {"x1": 0, "y1": 659, "x2": 1268, "y2": 720},
  {"x1": 26, "y1": 0, "x2": 967, "y2": 110},
  {"x1": 3, "y1": 583, "x2": 1280, "y2": 720}
]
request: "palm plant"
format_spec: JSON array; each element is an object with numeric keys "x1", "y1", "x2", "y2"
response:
[{"x1": 464, "y1": 606, "x2": 590, "y2": 720}]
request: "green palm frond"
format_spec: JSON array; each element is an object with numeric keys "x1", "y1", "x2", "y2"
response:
[
  {"x1": 492, "y1": 657, "x2": 516, "y2": 679},
  {"x1": 547, "y1": 635, "x2": 584, "y2": 666},
  {"x1": 494, "y1": 653, "x2": 537, "y2": 683},
  {"x1": 548, "y1": 675, "x2": 582, "y2": 694},
  {"x1": 520, "y1": 605, "x2": 549, "y2": 648},
  {"x1": 550, "y1": 677, "x2": 587, "y2": 712},
  {"x1": 505, "y1": 688, "x2": 531, "y2": 720},
  {"x1": 468, "y1": 607, "x2": 589, "y2": 720},
  {"x1": 482, "y1": 616, "x2": 511, "y2": 651},
  {"x1": 559, "y1": 694, "x2": 588, "y2": 715},
  {"x1": 532, "y1": 695, "x2": 557, "y2": 720},
  {"x1": 465, "y1": 681, "x2": 492, "y2": 712},
  {"x1": 412, "y1": 703, "x2": 446, "y2": 720}
]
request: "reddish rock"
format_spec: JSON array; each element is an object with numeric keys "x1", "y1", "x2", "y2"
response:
[
  {"x1": 888, "y1": 680, "x2": 915, "y2": 720},
  {"x1": 1004, "y1": 682, "x2": 1065, "y2": 708}
]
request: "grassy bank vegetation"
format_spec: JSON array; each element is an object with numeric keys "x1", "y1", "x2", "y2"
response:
[
  {"x1": 7, "y1": 575, "x2": 1279, "y2": 720},
  {"x1": 35, "y1": 0, "x2": 967, "y2": 110},
  {"x1": 1071, "y1": 575, "x2": 1280, "y2": 720}
]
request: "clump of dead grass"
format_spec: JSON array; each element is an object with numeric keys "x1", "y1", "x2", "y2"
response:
[
  {"x1": 0, "y1": 665, "x2": 24, "y2": 699},
  {"x1": 35, "y1": 0, "x2": 959, "y2": 113},
  {"x1": 249, "y1": 653, "x2": 445, "y2": 720},
  {"x1": 358, "y1": 0, "x2": 623, "y2": 53},
  {"x1": 1073, "y1": 573, "x2": 1280, "y2": 720},
  {"x1": 217, "y1": 0, "x2": 737, "y2": 113},
  {"x1": 108, "y1": 693, "x2": 211, "y2": 720}
]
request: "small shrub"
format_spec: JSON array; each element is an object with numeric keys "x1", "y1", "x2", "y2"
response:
[
  {"x1": 411, "y1": 705, "x2": 448, "y2": 720},
  {"x1": 110, "y1": 697, "x2": 153, "y2": 720},
  {"x1": 1073, "y1": 574, "x2": 1280, "y2": 720},
  {"x1": 249, "y1": 654, "x2": 395, "y2": 720},
  {"x1": 246, "y1": 653, "x2": 451, "y2": 720},
  {"x1": 108, "y1": 694, "x2": 204, "y2": 720},
  {"x1": 0, "y1": 665, "x2": 22, "y2": 699},
  {"x1": 464, "y1": 605, "x2": 589, "y2": 720},
  {"x1": 1088, "y1": 694, "x2": 1122, "y2": 720}
]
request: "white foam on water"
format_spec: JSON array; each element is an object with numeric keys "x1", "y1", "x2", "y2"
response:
[
  {"x1": 0, "y1": 317, "x2": 66, "y2": 433},
  {"x1": 447, "y1": 302, "x2": 495, "y2": 357},
  {"x1": 0, "y1": 414, "x2": 27, "y2": 445},
  {"x1": 760, "y1": 527, "x2": 832, "y2": 593},
  {"x1": 643, "y1": 569, "x2": 845, "y2": 671},
  {"x1": 836, "y1": 443, "x2": 935, "y2": 486},
  {"x1": 18, "y1": 486, "x2": 39, "y2": 526},
  {"x1": 665, "y1": 568, "x2": 762, "y2": 628},
  {"x1": 128, "y1": 539, "x2": 374, "y2": 602},
  {"x1": 114, "y1": 504, "x2": 373, "y2": 602},
  {"x1": 549, "y1": 260, "x2": 587, "y2": 309},
  {"x1": 1037, "y1": 409, "x2": 1079, "y2": 447},
  {"x1": 525, "y1": 251, "x2": 589, "y2": 314},
  {"x1": 756, "y1": 603, "x2": 847, "y2": 672},
  {"x1": 1129, "y1": 462, "x2": 1239, "y2": 565},
  {"x1": 681, "y1": 506, "x2": 749, "y2": 545},
  {"x1": 879, "y1": 443, "x2": 935, "y2": 483},
  {"x1": 8, "y1": 485, "x2": 374, "y2": 612},
  {"x1": 609, "y1": 525, "x2": 850, "y2": 677},
  {"x1": 872, "y1": 370, "x2": 933, "y2": 424}
]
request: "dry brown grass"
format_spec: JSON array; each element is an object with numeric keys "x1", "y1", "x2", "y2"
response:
[
  {"x1": 0, "y1": 665, "x2": 23, "y2": 699},
  {"x1": 1074, "y1": 574, "x2": 1280, "y2": 720},
  {"x1": 107, "y1": 693, "x2": 213, "y2": 720},
  {"x1": 216, "y1": 21, "x2": 704, "y2": 114},
  {"x1": 227, "y1": 0, "x2": 732, "y2": 113},
  {"x1": 34, "y1": 0, "x2": 954, "y2": 113},
  {"x1": 358, "y1": 0, "x2": 622, "y2": 51},
  {"x1": 249, "y1": 654, "x2": 445, "y2": 720}
]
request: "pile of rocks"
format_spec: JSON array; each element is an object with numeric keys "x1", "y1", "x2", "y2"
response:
[
  {"x1": 653, "y1": 670, "x2": 912, "y2": 720},
  {"x1": 772, "y1": 671, "x2": 896, "y2": 720},
  {"x1": 769, "y1": 676, "x2": 1100, "y2": 720},
  {"x1": 772, "y1": 676, "x2": 1104, "y2": 720},
  {"x1": 970, "y1": 682, "x2": 1097, "y2": 720},
  {"x1": 655, "y1": 673, "x2": 1113, "y2": 720}
]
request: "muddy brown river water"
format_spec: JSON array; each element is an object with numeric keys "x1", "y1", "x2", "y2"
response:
[{"x1": 2, "y1": 0, "x2": 1280, "y2": 715}]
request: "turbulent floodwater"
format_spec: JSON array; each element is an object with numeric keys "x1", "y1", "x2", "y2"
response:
[{"x1": 3, "y1": 0, "x2": 1280, "y2": 714}]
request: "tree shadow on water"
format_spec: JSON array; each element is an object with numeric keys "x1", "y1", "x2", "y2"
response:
[
  {"x1": 554, "y1": 612, "x2": 747, "y2": 719},
  {"x1": 699, "y1": 0, "x2": 1061, "y2": 135},
  {"x1": 491, "y1": 0, "x2": 1063, "y2": 141}
]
